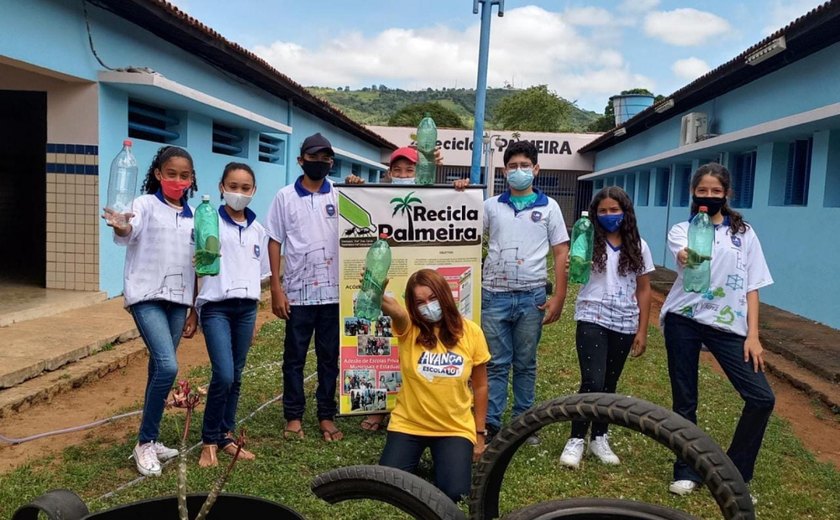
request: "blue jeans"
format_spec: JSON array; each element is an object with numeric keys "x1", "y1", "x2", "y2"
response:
[
  {"x1": 379, "y1": 431, "x2": 474, "y2": 503},
  {"x1": 130, "y1": 300, "x2": 189, "y2": 444},
  {"x1": 200, "y1": 299, "x2": 258, "y2": 446},
  {"x1": 570, "y1": 321, "x2": 634, "y2": 439},
  {"x1": 282, "y1": 304, "x2": 339, "y2": 421},
  {"x1": 664, "y1": 313, "x2": 775, "y2": 483},
  {"x1": 482, "y1": 287, "x2": 546, "y2": 431}
]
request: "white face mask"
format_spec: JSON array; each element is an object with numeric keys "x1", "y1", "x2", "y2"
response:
[
  {"x1": 417, "y1": 300, "x2": 442, "y2": 323},
  {"x1": 222, "y1": 191, "x2": 253, "y2": 211},
  {"x1": 391, "y1": 177, "x2": 416, "y2": 185}
]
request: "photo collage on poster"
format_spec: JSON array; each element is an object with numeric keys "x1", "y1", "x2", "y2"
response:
[{"x1": 342, "y1": 314, "x2": 398, "y2": 413}]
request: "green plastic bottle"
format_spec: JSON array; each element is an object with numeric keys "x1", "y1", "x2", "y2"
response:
[
  {"x1": 194, "y1": 195, "x2": 221, "y2": 277},
  {"x1": 355, "y1": 234, "x2": 392, "y2": 320},
  {"x1": 415, "y1": 113, "x2": 437, "y2": 185},
  {"x1": 569, "y1": 211, "x2": 594, "y2": 284}
]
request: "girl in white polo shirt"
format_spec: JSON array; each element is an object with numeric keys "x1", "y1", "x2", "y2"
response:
[
  {"x1": 660, "y1": 163, "x2": 774, "y2": 500},
  {"x1": 103, "y1": 145, "x2": 198, "y2": 477},
  {"x1": 559, "y1": 186, "x2": 654, "y2": 469},
  {"x1": 195, "y1": 162, "x2": 270, "y2": 468}
]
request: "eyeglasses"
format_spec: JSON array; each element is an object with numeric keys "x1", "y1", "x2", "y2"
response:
[{"x1": 506, "y1": 162, "x2": 533, "y2": 170}]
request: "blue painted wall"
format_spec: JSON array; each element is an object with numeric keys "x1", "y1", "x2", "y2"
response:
[
  {"x1": 588, "y1": 44, "x2": 840, "y2": 329},
  {"x1": 5, "y1": 0, "x2": 389, "y2": 298}
]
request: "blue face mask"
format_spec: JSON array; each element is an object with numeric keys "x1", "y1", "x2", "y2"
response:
[
  {"x1": 506, "y1": 168, "x2": 534, "y2": 191},
  {"x1": 417, "y1": 300, "x2": 442, "y2": 323},
  {"x1": 597, "y1": 213, "x2": 624, "y2": 233}
]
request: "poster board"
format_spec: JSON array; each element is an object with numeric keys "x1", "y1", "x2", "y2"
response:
[{"x1": 336, "y1": 184, "x2": 484, "y2": 416}]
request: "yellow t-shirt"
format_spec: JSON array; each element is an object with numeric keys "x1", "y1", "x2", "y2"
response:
[{"x1": 387, "y1": 318, "x2": 491, "y2": 444}]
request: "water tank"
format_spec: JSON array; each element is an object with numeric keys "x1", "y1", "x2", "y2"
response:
[{"x1": 611, "y1": 94, "x2": 655, "y2": 126}]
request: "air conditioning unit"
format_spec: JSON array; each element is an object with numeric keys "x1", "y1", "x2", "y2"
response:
[{"x1": 680, "y1": 112, "x2": 708, "y2": 146}]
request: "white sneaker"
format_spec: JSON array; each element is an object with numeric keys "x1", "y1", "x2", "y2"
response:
[
  {"x1": 152, "y1": 441, "x2": 179, "y2": 461},
  {"x1": 588, "y1": 435, "x2": 620, "y2": 465},
  {"x1": 559, "y1": 438, "x2": 585, "y2": 468},
  {"x1": 132, "y1": 442, "x2": 162, "y2": 477},
  {"x1": 669, "y1": 480, "x2": 699, "y2": 496}
]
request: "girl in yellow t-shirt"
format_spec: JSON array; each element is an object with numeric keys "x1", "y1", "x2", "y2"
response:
[{"x1": 379, "y1": 268, "x2": 491, "y2": 503}]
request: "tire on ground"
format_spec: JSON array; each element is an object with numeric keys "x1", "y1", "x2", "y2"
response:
[
  {"x1": 502, "y1": 497, "x2": 700, "y2": 520},
  {"x1": 12, "y1": 489, "x2": 90, "y2": 520},
  {"x1": 469, "y1": 393, "x2": 754, "y2": 520},
  {"x1": 312, "y1": 464, "x2": 467, "y2": 520}
]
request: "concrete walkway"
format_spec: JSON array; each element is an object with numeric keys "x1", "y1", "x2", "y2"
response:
[{"x1": 0, "y1": 270, "x2": 837, "y2": 420}]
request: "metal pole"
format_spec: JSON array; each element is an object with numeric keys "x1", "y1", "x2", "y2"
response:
[{"x1": 470, "y1": 0, "x2": 504, "y2": 186}]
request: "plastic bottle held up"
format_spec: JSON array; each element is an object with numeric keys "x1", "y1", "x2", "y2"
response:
[
  {"x1": 569, "y1": 211, "x2": 595, "y2": 284},
  {"x1": 683, "y1": 206, "x2": 714, "y2": 293},
  {"x1": 415, "y1": 113, "x2": 437, "y2": 185},
  {"x1": 194, "y1": 195, "x2": 221, "y2": 277},
  {"x1": 106, "y1": 140, "x2": 139, "y2": 225},
  {"x1": 354, "y1": 234, "x2": 392, "y2": 321}
]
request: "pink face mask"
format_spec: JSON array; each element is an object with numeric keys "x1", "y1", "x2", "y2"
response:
[{"x1": 160, "y1": 178, "x2": 191, "y2": 201}]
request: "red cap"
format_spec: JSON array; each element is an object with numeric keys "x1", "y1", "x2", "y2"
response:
[
  {"x1": 123, "y1": 139, "x2": 132, "y2": 147},
  {"x1": 699, "y1": 206, "x2": 708, "y2": 212},
  {"x1": 380, "y1": 233, "x2": 388, "y2": 239},
  {"x1": 389, "y1": 146, "x2": 418, "y2": 165}
]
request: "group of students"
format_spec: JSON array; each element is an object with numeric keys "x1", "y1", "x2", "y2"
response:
[{"x1": 106, "y1": 134, "x2": 775, "y2": 506}]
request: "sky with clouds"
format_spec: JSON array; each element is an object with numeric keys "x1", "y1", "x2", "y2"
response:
[{"x1": 167, "y1": 0, "x2": 826, "y2": 112}]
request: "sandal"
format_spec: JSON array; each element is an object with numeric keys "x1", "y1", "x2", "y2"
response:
[
  {"x1": 221, "y1": 442, "x2": 256, "y2": 460},
  {"x1": 198, "y1": 444, "x2": 218, "y2": 468},
  {"x1": 360, "y1": 416, "x2": 386, "y2": 432},
  {"x1": 319, "y1": 419, "x2": 344, "y2": 442},
  {"x1": 283, "y1": 426, "x2": 304, "y2": 440}
]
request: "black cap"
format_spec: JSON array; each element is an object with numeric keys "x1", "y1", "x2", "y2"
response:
[{"x1": 300, "y1": 133, "x2": 334, "y2": 156}]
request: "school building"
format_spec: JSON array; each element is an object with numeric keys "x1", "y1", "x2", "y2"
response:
[
  {"x1": 0, "y1": 0, "x2": 395, "y2": 314},
  {"x1": 579, "y1": 1, "x2": 840, "y2": 329},
  {"x1": 368, "y1": 126, "x2": 597, "y2": 227}
]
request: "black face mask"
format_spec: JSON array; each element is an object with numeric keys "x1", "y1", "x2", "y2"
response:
[
  {"x1": 693, "y1": 195, "x2": 726, "y2": 216},
  {"x1": 302, "y1": 160, "x2": 331, "y2": 181}
]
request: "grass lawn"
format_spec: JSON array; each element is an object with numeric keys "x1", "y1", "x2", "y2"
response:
[{"x1": 1, "y1": 294, "x2": 839, "y2": 519}]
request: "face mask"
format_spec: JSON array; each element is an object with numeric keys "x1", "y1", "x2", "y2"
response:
[
  {"x1": 160, "y1": 178, "x2": 191, "y2": 201},
  {"x1": 223, "y1": 191, "x2": 253, "y2": 211},
  {"x1": 302, "y1": 160, "x2": 331, "y2": 181},
  {"x1": 507, "y1": 168, "x2": 534, "y2": 191},
  {"x1": 597, "y1": 214, "x2": 624, "y2": 233},
  {"x1": 693, "y1": 196, "x2": 726, "y2": 216},
  {"x1": 417, "y1": 300, "x2": 442, "y2": 323},
  {"x1": 391, "y1": 177, "x2": 416, "y2": 185}
]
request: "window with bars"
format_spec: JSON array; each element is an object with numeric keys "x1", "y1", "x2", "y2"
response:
[
  {"x1": 675, "y1": 164, "x2": 692, "y2": 207},
  {"x1": 637, "y1": 170, "x2": 650, "y2": 206},
  {"x1": 625, "y1": 173, "x2": 636, "y2": 202},
  {"x1": 258, "y1": 133, "x2": 285, "y2": 164},
  {"x1": 784, "y1": 138, "x2": 812, "y2": 206},
  {"x1": 731, "y1": 151, "x2": 756, "y2": 208},
  {"x1": 212, "y1": 122, "x2": 247, "y2": 157},
  {"x1": 128, "y1": 100, "x2": 181, "y2": 144},
  {"x1": 655, "y1": 168, "x2": 670, "y2": 207}
]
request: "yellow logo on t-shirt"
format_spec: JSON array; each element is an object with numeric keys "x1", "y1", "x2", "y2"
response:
[{"x1": 416, "y1": 351, "x2": 464, "y2": 381}]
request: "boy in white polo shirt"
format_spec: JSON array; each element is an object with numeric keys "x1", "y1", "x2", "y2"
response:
[
  {"x1": 266, "y1": 133, "x2": 351, "y2": 442},
  {"x1": 482, "y1": 140, "x2": 569, "y2": 444}
]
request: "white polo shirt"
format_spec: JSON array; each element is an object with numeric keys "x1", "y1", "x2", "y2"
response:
[
  {"x1": 115, "y1": 192, "x2": 195, "y2": 308},
  {"x1": 660, "y1": 217, "x2": 773, "y2": 337},
  {"x1": 482, "y1": 189, "x2": 569, "y2": 292},
  {"x1": 265, "y1": 176, "x2": 339, "y2": 305},
  {"x1": 575, "y1": 238, "x2": 655, "y2": 334},
  {"x1": 196, "y1": 206, "x2": 271, "y2": 310}
]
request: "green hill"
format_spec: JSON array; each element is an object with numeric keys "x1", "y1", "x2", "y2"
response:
[{"x1": 307, "y1": 86, "x2": 601, "y2": 131}]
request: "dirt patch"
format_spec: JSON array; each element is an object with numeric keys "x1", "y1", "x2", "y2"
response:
[{"x1": 0, "y1": 310, "x2": 273, "y2": 473}]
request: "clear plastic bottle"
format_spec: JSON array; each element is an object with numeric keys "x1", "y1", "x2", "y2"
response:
[
  {"x1": 194, "y1": 195, "x2": 221, "y2": 277},
  {"x1": 683, "y1": 206, "x2": 714, "y2": 292},
  {"x1": 415, "y1": 113, "x2": 437, "y2": 185},
  {"x1": 106, "y1": 140, "x2": 138, "y2": 224},
  {"x1": 569, "y1": 211, "x2": 595, "y2": 284},
  {"x1": 355, "y1": 235, "x2": 392, "y2": 320}
]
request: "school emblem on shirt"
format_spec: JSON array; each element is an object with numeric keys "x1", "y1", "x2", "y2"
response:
[
  {"x1": 325, "y1": 204, "x2": 336, "y2": 217},
  {"x1": 730, "y1": 235, "x2": 742, "y2": 247},
  {"x1": 253, "y1": 244, "x2": 261, "y2": 258},
  {"x1": 416, "y1": 351, "x2": 464, "y2": 381},
  {"x1": 530, "y1": 211, "x2": 543, "y2": 222}
]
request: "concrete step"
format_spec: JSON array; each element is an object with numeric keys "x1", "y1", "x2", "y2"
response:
[
  {"x1": 0, "y1": 298, "x2": 138, "y2": 389},
  {"x1": 0, "y1": 288, "x2": 108, "y2": 328}
]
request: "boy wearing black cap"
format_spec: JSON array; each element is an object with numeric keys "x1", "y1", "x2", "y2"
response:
[{"x1": 265, "y1": 132, "x2": 358, "y2": 442}]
